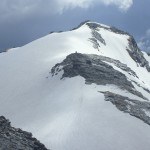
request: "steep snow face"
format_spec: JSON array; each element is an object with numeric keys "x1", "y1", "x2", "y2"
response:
[{"x1": 0, "y1": 21, "x2": 150, "y2": 150}]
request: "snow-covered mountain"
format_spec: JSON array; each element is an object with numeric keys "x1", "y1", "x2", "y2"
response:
[{"x1": 0, "y1": 21, "x2": 150, "y2": 150}]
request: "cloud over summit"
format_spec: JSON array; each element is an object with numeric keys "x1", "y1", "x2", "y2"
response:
[
  {"x1": 56, "y1": 0, "x2": 133, "y2": 11},
  {"x1": 0, "y1": 0, "x2": 133, "y2": 22},
  {"x1": 138, "y1": 29, "x2": 150, "y2": 52}
]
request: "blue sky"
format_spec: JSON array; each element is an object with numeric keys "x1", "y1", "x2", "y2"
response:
[{"x1": 0, "y1": 0, "x2": 150, "y2": 52}]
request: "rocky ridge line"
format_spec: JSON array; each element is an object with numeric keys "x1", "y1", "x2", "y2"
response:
[
  {"x1": 86, "y1": 22, "x2": 150, "y2": 72},
  {"x1": 0, "y1": 116, "x2": 48, "y2": 150},
  {"x1": 51, "y1": 53, "x2": 147, "y2": 100},
  {"x1": 51, "y1": 52, "x2": 150, "y2": 126},
  {"x1": 101, "y1": 91, "x2": 150, "y2": 126}
]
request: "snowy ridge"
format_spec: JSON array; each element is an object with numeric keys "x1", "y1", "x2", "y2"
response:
[{"x1": 0, "y1": 21, "x2": 150, "y2": 150}]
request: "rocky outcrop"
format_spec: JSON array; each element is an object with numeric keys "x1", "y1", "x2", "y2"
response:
[
  {"x1": 89, "y1": 37, "x2": 100, "y2": 50},
  {"x1": 0, "y1": 116, "x2": 48, "y2": 150},
  {"x1": 90, "y1": 54, "x2": 138, "y2": 78},
  {"x1": 71, "y1": 20, "x2": 91, "y2": 31},
  {"x1": 86, "y1": 22, "x2": 128, "y2": 35},
  {"x1": 127, "y1": 36, "x2": 150, "y2": 72},
  {"x1": 101, "y1": 91, "x2": 150, "y2": 126},
  {"x1": 86, "y1": 22, "x2": 105, "y2": 30},
  {"x1": 51, "y1": 52, "x2": 150, "y2": 125},
  {"x1": 89, "y1": 30, "x2": 106, "y2": 50},
  {"x1": 51, "y1": 53, "x2": 147, "y2": 100},
  {"x1": 86, "y1": 22, "x2": 150, "y2": 72}
]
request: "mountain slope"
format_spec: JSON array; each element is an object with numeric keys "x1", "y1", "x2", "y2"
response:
[
  {"x1": 0, "y1": 21, "x2": 150, "y2": 150},
  {"x1": 0, "y1": 116, "x2": 48, "y2": 150}
]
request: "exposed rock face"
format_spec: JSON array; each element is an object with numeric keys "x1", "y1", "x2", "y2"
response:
[
  {"x1": 89, "y1": 30, "x2": 106, "y2": 50},
  {"x1": 86, "y1": 22, "x2": 128, "y2": 35},
  {"x1": 71, "y1": 20, "x2": 91, "y2": 31},
  {"x1": 0, "y1": 116, "x2": 48, "y2": 150},
  {"x1": 127, "y1": 36, "x2": 150, "y2": 72},
  {"x1": 51, "y1": 52, "x2": 150, "y2": 125},
  {"x1": 89, "y1": 37, "x2": 100, "y2": 50},
  {"x1": 51, "y1": 53, "x2": 147, "y2": 100},
  {"x1": 86, "y1": 22, "x2": 150, "y2": 72},
  {"x1": 101, "y1": 91, "x2": 150, "y2": 126},
  {"x1": 90, "y1": 54, "x2": 138, "y2": 78}
]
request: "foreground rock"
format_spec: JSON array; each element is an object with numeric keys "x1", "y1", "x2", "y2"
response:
[{"x1": 0, "y1": 116, "x2": 48, "y2": 150}]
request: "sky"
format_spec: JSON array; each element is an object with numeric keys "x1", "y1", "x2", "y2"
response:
[{"x1": 0, "y1": 0, "x2": 150, "y2": 52}]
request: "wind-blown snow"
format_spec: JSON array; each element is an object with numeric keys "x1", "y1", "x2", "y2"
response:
[{"x1": 0, "y1": 22, "x2": 150, "y2": 150}]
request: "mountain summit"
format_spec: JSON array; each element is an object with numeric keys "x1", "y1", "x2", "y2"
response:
[{"x1": 0, "y1": 21, "x2": 150, "y2": 150}]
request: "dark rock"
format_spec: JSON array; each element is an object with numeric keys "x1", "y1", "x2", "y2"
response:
[
  {"x1": 51, "y1": 53, "x2": 150, "y2": 125},
  {"x1": 86, "y1": 22, "x2": 150, "y2": 72},
  {"x1": 86, "y1": 22, "x2": 128, "y2": 35},
  {"x1": 109, "y1": 26, "x2": 129, "y2": 35},
  {"x1": 86, "y1": 22, "x2": 103, "y2": 30},
  {"x1": 91, "y1": 30, "x2": 106, "y2": 45},
  {"x1": 89, "y1": 38, "x2": 100, "y2": 50},
  {"x1": 71, "y1": 20, "x2": 91, "y2": 31},
  {"x1": 0, "y1": 116, "x2": 48, "y2": 150},
  {"x1": 90, "y1": 54, "x2": 138, "y2": 78},
  {"x1": 127, "y1": 36, "x2": 150, "y2": 72},
  {"x1": 101, "y1": 91, "x2": 150, "y2": 126},
  {"x1": 89, "y1": 30, "x2": 106, "y2": 50},
  {"x1": 51, "y1": 53, "x2": 147, "y2": 100}
]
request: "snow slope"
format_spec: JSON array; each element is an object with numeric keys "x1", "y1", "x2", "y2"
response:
[{"x1": 0, "y1": 22, "x2": 150, "y2": 150}]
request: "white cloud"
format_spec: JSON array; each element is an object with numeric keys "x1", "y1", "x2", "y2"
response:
[
  {"x1": 146, "y1": 29, "x2": 150, "y2": 36},
  {"x1": 102, "y1": 0, "x2": 133, "y2": 11},
  {"x1": 57, "y1": 0, "x2": 92, "y2": 9},
  {"x1": 0, "y1": 0, "x2": 58, "y2": 23},
  {"x1": 0, "y1": 0, "x2": 134, "y2": 24},
  {"x1": 138, "y1": 29, "x2": 150, "y2": 52},
  {"x1": 0, "y1": 0, "x2": 133, "y2": 19},
  {"x1": 57, "y1": 0, "x2": 133, "y2": 12}
]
